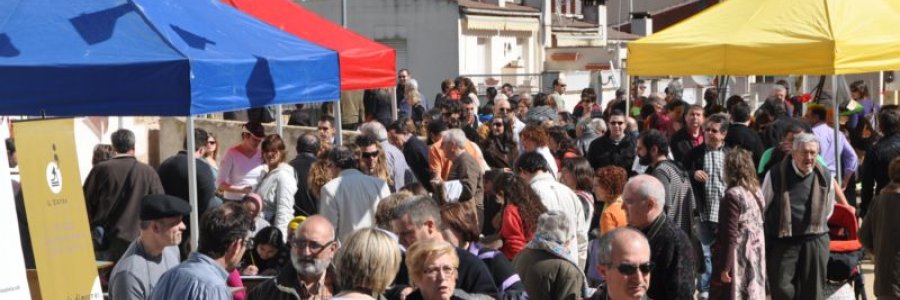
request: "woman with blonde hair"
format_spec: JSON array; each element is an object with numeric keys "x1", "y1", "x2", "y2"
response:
[
  {"x1": 406, "y1": 239, "x2": 463, "y2": 300},
  {"x1": 710, "y1": 148, "x2": 766, "y2": 300},
  {"x1": 307, "y1": 153, "x2": 335, "y2": 202},
  {"x1": 332, "y1": 228, "x2": 402, "y2": 299},
  {"x1": 354, "y1": 135, "x2": 394, "y2": 190}
]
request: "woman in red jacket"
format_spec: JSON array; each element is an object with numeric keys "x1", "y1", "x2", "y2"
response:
[{"x1": 494, "y1": 172, "x2": 548, "y2": 260}]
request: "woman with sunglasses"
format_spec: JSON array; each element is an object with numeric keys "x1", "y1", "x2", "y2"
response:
[
  {"x1": 512, "y1": 211, "x2": 587, "y2": 300},
  {"x1": 481, "y1": 116, "x2": 519, "y2": 170},
  {"x1": 710, "y1": 149, "x2": 766, "y2": 300},
  {"x1": 573, "y1": 88, "x2": 602, "y2": 119},
  {"x1": 203, "y1": 131, "x2": 220, "y2": 180},
  {"x1": 254, "y1": 134, "x2": 297, "y2": 242}
]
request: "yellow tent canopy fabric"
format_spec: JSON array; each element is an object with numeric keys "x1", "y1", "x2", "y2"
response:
[{"x1": 628, "y1": 0, "x2": 900, "y2": 76}]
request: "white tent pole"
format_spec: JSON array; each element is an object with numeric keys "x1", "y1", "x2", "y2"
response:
[
  {"x1": 879, "y1": 71, "x2": 885, "y2": 106},
  {"x1": 276, "y1": 105, "x2": 284, "y2": 137},
  {"x1": 391, "y1": 87, "x2": 398, "y2": 122},
  {"x1": 832, "y1": 75, "x2": 842, "y2": 184},
  {"x1": 187, "y1": 115, "x2": 200, "y2": 251},
  {"x1": 335, "y1": 99, "x2": 344, "y2": 146}
]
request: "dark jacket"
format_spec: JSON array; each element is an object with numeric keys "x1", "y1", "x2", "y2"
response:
[
  {"x1": 684, "y1": 144, "x2": 731, "y2": 222},
  {"x1": 586, "y1": 134, "x2": 636, "y2": 174},
  {"x1": 84, "y1": 155, "x2": 164, "y2": 242},
  {"x1": 724, "y1": 123, "x2": 765, "y2": 164},
  {"x1": 638, "y1": 214, "x2": 696, "y2": 300},
  {"x1": 670, "y1": 128, "x2": 699, "y2": 164},
  {"x1": 289, "y1": 152, "x2": 318, "y2": 216},
  {"x1": 402, "y1": 137, "x2": 433, "y2": 191},
  {"x1": 481, "y1": 137, "x2": 519, "y2": 170},
  {"x1": 157, "y1": 151, "x2": 217, "y2": 217},
  {"x1": 861, "y1": 133, "x2": 900, "y2": 217},
  {"x1": 247, "y1": 264, "x2": 340, "y2": 300},
  {"x1": 468, "y1": 245, "x2": 526, "y2": 297},
  {"x1": 513, "y1": 248, "x2": 585, "y2": 300},
  {"x1": 859, "y1": 184, "x2": 900, "y2": 298}
]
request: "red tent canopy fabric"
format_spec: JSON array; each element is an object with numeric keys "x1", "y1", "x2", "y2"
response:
[{"x1": 224, "y1": 0, "x2": 396, "y2": 91}]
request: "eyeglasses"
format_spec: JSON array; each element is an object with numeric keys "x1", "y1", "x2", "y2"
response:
[
  {"x1": 613, "y1": 261, "x2": 655, "y2": 276},
  {"x1": 704, "y1": 127, "x2": 720, "y2": 134},
  {"x1": 291, "y1": 239, "x2": 335, "y2": 252},
  {"x1": 423, "y1": 265, "x2": 457, "y2": 279},
  {"x1": 362, "y1": 150, "x2": 379, "y2": 159}
]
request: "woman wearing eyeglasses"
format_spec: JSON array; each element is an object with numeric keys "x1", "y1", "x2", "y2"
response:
[
  {"x1": 254, "y1": 134, "x2": 297, "y2": 242},
  {"x1": 406, "y1": 239, "x2": 464, "y2": 300},
  {"x1": 710, "y1": 149, "x2": 766, "y2": 300},
  {"x1": 512, "y1": 211, "x2": 587, "y2": 300},
  {"x1": 481, "y1": 116, "x2": 519, "y2": 170}
]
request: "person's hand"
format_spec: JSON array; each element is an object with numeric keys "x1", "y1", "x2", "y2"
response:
[
  {"x1": 694, "y1": 170, "x2": 709, "y2": 183},
  {"x1": 720, "y1": 271, "x2": 732, "y2": 283},
  {"x1": 243, "y1": 265, "x2": 259, "y2": 276},
  {"x1": 399, "y1": 287, "x2": 414, "y2": 300}
]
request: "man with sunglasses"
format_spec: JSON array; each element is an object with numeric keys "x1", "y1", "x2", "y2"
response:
[
  {"x1": 150, "y1": 201, "x2": 253, "y2": 300},
  {"x1": 587, "y1": 110, "x2": 637, "y2": 176},
  {"x1": 319, "y1": 146, "x2": 391, "y2": 242},
  {"x1": 622, "y1": 175, "x2": 696, "y2": 300},
  {"x1": 248, "y1": 215, "x2": 340, "y2": 300},
  {"x1": 591, "y1": 228, "x2": 652, "y2": 300},
  {"x1": 494, "y1": 99, "x2": 525, "y2": 148},
  {"x1": 551, "y1": 77, "x2": 568, "y2": 112},
  {"x1": 683, "y1": 113, "x2": 731, "y2": 299}
]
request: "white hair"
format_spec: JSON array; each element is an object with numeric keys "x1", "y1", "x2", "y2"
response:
[
  {"x1": 406, "y1": 78, "x2": 419, "y2": 91},
  {"x1": 441, "y1": 129, "x2": 468, "y2": 148},
  {"x1": 772, "y1": 85, "x2": 787, "y2": 93},
  {"x1": 535, "y1": 211, "x2": 574, "y2": 244},
  {"x1": 597, "y1": 227, "x2": 649, "y2": 266},
  {"x1": 627, "y1": 175, "x2": 665, "y2": 208},
  {"x1": 792, "y1": 132, "x2": 819, "y2": 152},
  {"x1": 359, "y1": 122, "x2": 389, "y2": 142}
]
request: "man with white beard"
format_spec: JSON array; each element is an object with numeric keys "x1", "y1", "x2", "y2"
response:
[{"x1": 248, "y1": 215, "x2": 340, "y2": 299}]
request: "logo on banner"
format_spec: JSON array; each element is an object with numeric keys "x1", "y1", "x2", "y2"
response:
[{"x1": 45, "y1": 145, "x2": 62, "y2": 194}]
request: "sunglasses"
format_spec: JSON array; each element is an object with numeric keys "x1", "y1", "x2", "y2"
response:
[
  {"x1": 497, "y1": 108, "x2": 511, "y2": 112},
  {"x1": 704, "y1": 127, "x2": 720, "y2": 133},
  {"x1": 609, "y1": 121, "x2": 624, "y2": 126},
  {"x1": 291, "y1": 239, "x2": 335, "y2": 252},
  {"x1": 614, "y1": 261, "x2": 655, "y2": 276},
  {"x1": 207, "y1": 140, "x2": 216, "y2": 145},
  {"x1": 492, "y1": 122, "x2": 504, "y2": 127},
  {"x1": 362, "y1": 150, "x2": 379, "y2": 159}
]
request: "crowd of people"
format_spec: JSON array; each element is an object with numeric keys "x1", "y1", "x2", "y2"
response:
[{"x1": 11, "y1": 71, "x2": 900, "y2": 300}]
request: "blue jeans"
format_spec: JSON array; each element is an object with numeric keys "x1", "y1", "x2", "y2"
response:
[{"x1": 698, "y1": 221, "x2": 717, "y2": 295}]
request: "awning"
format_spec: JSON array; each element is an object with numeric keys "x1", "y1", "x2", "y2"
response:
[
  {"x1": 224, "y1": 0, "x2": 396, "y2": 90},
  {"x1": 628, "y1": 0, "x2": 900, "y2": 76},
  {"x1": 464, "y1": 15, "x2": 540, "y2": 32}
]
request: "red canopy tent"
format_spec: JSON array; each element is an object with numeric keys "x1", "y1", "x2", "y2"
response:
[{"x1": 224, "y1": 0, "x2": 396, "y2": 90}]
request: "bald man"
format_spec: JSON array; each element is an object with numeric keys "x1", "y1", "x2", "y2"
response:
[
  {"x1": 622, "y1": 175, "x2": 696, "y2": 300},
  {"x1": 592, "y1": 228, "x2": 652, "y2": 300},
  {"x1": 248, "y1": 215, "x2": 340, "y2": 299}
]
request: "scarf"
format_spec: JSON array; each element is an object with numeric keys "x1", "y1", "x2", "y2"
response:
[{"x1": 525, "y1": 232, "x2": 573, "y2": 263}]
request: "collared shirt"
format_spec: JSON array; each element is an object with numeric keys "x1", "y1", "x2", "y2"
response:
[
  {"x1": 761, "y1": 160, "x2": 837, "y2": 221},
  {"x1": 109, "y1": 240, "x2": 180, "y2": 300},
  {"x1": 149, "y1": 252, "x2": 231, "y2": 300},
  {"x1": 701, "y1": 145, "x2": 726, "y2": 223},
  {"x1": 296, "y1": 270, "x2": 334, "y2": 300},
  {"x1": 811, "y1": 123, "x2": 859, "y2": 176}
]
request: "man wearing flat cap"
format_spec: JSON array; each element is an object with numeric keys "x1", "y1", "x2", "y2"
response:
[{"x1": 109, "y1": 194, "x2": 190, "y2": 300}]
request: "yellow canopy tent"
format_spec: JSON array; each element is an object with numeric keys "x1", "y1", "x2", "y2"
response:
[{"x1": 627, "y1": 0, "x2": 900, "y2": 76}]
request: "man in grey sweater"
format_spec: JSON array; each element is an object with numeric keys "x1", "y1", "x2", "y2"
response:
[{"x1": 109, "y1": 194, "x2": 189, "y2": 300}]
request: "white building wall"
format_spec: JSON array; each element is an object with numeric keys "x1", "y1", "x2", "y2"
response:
[{"x1": 296, "y1": 0, "x2": 460, "y2": 108}]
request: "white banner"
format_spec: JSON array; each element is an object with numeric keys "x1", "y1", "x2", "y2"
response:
[{"x1": 0, "y1": 118, "x2": 31, "y2": 299}]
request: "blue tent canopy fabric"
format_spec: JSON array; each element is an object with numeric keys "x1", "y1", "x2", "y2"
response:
[{"x1": 0, "y1": 0, "x2": 340, "y2": 116}]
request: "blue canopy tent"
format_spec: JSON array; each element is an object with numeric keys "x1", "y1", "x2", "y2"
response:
[{"x1": 0, "y1": 0, "x2": 340, "y2": 249}]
